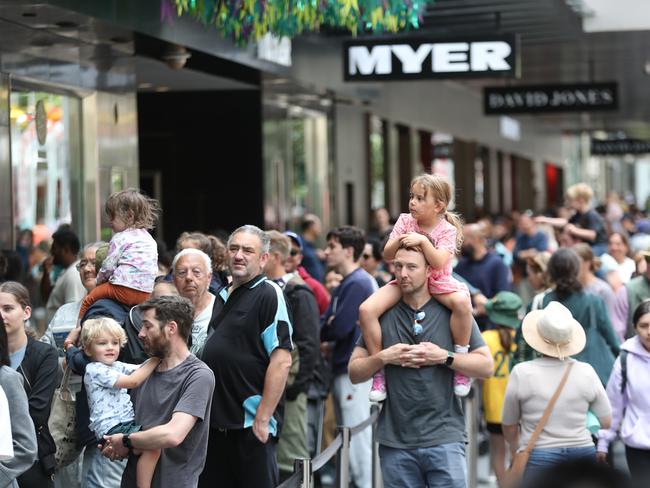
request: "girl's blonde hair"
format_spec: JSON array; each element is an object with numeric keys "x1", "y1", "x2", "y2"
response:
[
  {"x1": 410, "y1": 174, "x2": 464, "y2": 253},
  {"x1": 105, "y1": 188, "x2": 160, "y2": 230},
  {"x1": 81, "y1": 317, "x2": 127, "y2": 350}
]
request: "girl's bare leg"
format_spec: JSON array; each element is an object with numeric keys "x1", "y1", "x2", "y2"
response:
[
  {"x1": 434, "y1": 291, "x2": 473, "y2": 396},
  {"x1": 359, "y1": 284, "x2": 402, "y2": 402}
]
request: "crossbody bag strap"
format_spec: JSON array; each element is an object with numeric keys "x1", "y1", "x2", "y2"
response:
[
  {"x1": 60, "y1": 366, "x2": 72, "y2": 391},
  {"x1": 522, "y1": 361, "x2": 575, "y2": 453},
  {"x1": 18, "y1": 363, "x2": 32, "y2": 393}
]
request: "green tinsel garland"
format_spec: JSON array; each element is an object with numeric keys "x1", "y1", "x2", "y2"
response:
[{"x1": 172, "y1": 0, "x2": 433, "y2": 45}]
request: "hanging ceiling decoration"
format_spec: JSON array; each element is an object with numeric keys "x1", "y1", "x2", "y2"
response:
[{"x1": 172, "y1": 0, "x2": 433, "y2": 45}]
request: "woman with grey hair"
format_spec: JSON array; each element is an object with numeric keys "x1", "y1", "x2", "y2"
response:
[{"x1": 41, "y1": 242, "x2": 106, "y2": 352}]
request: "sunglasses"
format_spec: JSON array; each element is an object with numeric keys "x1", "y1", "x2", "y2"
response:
[
  {"x1": 290, "y1": 249, "x2": 300, "y2": 257},
  {"x1": 362, "y1": 253, "x2": 371, "y2": 259},
  {"x1": 412, "y1": 310, "x2": 425, "y2": 342}
]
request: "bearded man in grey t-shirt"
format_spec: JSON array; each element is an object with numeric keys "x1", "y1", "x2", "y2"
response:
[
  {"x1": 349, "y1": 245, "x2": 493, "y2": 488},
  {"x1": 101, "y1": 296, "x2": 215, "y2": 488}
]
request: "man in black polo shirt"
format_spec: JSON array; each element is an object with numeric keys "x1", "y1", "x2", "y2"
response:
[{"x1": 198, "y1": 225, "x2": 293, "y2": 488}]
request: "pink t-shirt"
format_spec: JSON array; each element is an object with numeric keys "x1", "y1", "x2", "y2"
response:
[{"x1": 389, "y1": 213, "x2": 468, "y2": 296}]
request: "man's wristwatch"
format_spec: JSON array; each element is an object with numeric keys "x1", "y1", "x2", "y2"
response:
[
  {"x1": 122, "y1": 434, "x2": 133, "y2": 452},
  {"x1": 445, "y1": 350, "x2": 455, "y2": 367}
]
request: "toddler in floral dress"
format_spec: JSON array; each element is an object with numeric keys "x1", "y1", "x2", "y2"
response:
[{"x1": 78, "y1": 189, "x2": 159, "y2": 320}]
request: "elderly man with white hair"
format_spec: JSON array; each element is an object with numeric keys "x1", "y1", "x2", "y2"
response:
[{"x1": 172, "y1": 248, "x2": 221, "y2": 355}]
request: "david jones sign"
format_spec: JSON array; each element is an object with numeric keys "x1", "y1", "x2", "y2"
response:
[
  {"x1": 484, "y1": 83, "x2": 618, "y2": 114},
  {"x1": 344, "y1": 36, "x2": 518, "y2": 81}
]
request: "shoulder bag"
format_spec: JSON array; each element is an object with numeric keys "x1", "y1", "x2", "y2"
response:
[
  {"x1": 48, "y1": 367, "x2": 81, "y2": 469},
  {"x1": 503, "y1": 362, "x2": 574, "y2": 488}
]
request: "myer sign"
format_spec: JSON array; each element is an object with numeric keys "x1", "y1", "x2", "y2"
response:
[
  {"x1": 344, "y1": 35, "x2": 518, "y2": 81},
  {"x1": 484, "y1": 82, "x2": 618, "y2": 115}
]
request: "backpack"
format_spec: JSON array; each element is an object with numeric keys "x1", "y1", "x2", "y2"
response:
[{"x1": 120, "y1": 306, "x2": 149, "y2": 364}]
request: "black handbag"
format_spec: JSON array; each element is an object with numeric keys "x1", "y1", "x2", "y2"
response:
[{"x1": 35, "y1": 424, "x2": 57, "y2": 476}]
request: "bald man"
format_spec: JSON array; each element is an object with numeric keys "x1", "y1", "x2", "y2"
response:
[{"x1": 454, "y1": 224, "x2": 511, "y2": 329}]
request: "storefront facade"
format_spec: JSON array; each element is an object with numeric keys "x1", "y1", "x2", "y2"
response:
[{"x1": 0, "y1": 3, "x2": 139, "y2": 249}]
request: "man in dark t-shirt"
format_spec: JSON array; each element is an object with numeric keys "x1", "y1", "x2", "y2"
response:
[
  {"x1": 349, "y1": 245, "x2": 493, "y2": 488},
  {"x1": 535, "y1": 182, "x2": 608, "y2": 256},
  {"x1": 101, "y1": 296, "x2": 215, "y2": 488},
  {"x1": 455, "y1": 224, "x2": 512, "y2": 329}
]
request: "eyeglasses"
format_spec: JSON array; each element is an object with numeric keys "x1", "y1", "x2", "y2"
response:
[
  {"x1": 76, "y1": 260, "x2": 96, "y2": 271},
  {"x1": 412, "y1": 310, "x2": 425, "y2": 341}
]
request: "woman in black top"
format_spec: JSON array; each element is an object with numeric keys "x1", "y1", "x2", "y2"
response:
[{"x1": 0, "y1": 281, "x2": 58, "y2": 487}]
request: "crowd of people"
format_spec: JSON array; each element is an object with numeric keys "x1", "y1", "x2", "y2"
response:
[{"x1": 0, "y1": 176, "x2": 649, "y2": 488}]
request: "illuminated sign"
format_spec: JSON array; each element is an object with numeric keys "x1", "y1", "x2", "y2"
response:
[{"x1": 344, "y1": 35, "x2": 518, "y2": 81}]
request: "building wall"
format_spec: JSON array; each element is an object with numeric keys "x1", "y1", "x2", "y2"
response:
[
  {"x1": 82, "y1": 91, "x2": 140, "y2": 243},
  {"x1": 636, "y1": 160, "x2": 650, "y2": 209},
  {"x1": 289, "y1": 39, "x2": 566, "y2": 225},
  {"x1": 334, "y1": 103, "x2": 368, "y2": 226},
  {"x1": 0, "y1": 74, "x2": 11, "y2": 249}
]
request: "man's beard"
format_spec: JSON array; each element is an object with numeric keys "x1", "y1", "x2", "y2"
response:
[{"x1": 144, "y1": 335, "x2": 170, "y2": 358}]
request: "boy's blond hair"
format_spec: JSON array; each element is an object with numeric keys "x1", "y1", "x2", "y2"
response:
[
  {"x1": 566, "y1": 183, "x2": 594, "y2": 203},
  {"x1": 81, "y1": 317, "x2": 127, "y2": 350}
]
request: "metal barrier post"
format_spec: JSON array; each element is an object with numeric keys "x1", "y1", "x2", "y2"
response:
[
  {"x1": 464, "y1": 388, "x2": 479, "y2": 488},
  {"x1": 294, "y1": 458, "x2": 312, "y2": 488},
  {"x1": 371, "y1": 404, "x2": 382, "y2": 488},
  {"x1": 315, "y1": 397, "x2": 325, "y2": 455},
  {"x1": 336, "y1": 427, "x2": 351, "y2": 488}
]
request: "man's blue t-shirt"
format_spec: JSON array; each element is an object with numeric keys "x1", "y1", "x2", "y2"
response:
[
  {"x1": 301, "y1": 239, "x2": 324, "y2": 283},
  {"x1": 321, "y1": 268, "x2": 376, "y2": 375},
  {"x1": 513, "y1": 231, "x2": 549, "y2": 273},
  {"x1": 454, "y1": 251, "x2": 511, "y2": 299}
]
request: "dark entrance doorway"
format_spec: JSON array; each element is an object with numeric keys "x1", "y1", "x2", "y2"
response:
[{"x1": 138, "y1": 90, "x2": 263, "y2": 248}]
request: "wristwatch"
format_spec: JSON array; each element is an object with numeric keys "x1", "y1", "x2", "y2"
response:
[
  {"x1": 122, "y1": 433, "x2": 133, "y2": 452},
  {"x1": 445, "y1": 350, "x2": 455, "y2": 367}
]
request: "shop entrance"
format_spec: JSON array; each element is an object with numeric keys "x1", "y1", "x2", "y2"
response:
[{"x1": 9, "y1": 87, "x2": 83, "y2": 244}]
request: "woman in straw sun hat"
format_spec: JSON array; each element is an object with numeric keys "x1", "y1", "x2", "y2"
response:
[{"x1": 502, "y1": 301, "x2": 612, "y2": 484}]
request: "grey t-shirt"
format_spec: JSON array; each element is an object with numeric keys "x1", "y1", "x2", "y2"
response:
[
  {"x1": 121, "y1": 355, "x2": 215, "y2": 488},
  {"x1": 358, "y1": 298, "x2": 485, "y2": 449}
]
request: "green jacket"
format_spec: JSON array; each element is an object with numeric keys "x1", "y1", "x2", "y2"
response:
[
  {"x1": 626, "y1": 275, "x2": 650, "y2": 338},
  {"x1": 545, "y1": 291, "x2": 620, "y2": 385}
]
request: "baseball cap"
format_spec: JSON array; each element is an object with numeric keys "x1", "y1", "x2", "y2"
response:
[{"x1": 284, "y1": 231, "x2": 303, "y2": 251}]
